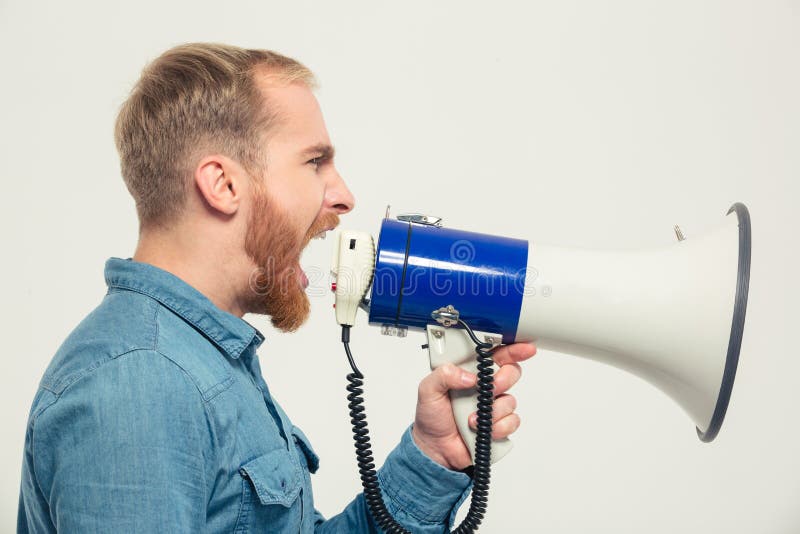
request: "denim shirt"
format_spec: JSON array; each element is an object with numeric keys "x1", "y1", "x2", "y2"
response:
[{"x1": 18, "y1": 258, "x2": 472, "y2": 533}]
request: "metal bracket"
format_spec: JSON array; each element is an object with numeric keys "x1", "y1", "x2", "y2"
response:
[
  {"x1": 397, "y1": 213, "x2": 443, "y2": 227},
  {"x1": 431, "y1": 305, "x2": 460, "y2": 327}
]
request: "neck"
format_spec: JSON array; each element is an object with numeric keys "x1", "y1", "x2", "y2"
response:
[{"x1": 132, "y1": 224, "x2": 250, "y2": 318}]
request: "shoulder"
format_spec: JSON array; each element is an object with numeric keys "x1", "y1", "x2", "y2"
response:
[
  {"x1": 39, "y1": 288, "x2": 233, "y2": 401},
  {"x1": 36, "y1": 348, "x2": 207, "y2": 429},
  {"x1": 40, "y1": 288, "x2": 161, "y2": 394}
]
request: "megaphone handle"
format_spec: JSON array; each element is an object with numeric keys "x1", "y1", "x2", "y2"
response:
[{"x1": 425, "y1": 325, "x2": 514, "y2": 464}]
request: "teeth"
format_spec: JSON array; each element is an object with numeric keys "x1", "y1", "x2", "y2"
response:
[{"x1": 314, "y1": 231, "x2": 327, "y2": 240}]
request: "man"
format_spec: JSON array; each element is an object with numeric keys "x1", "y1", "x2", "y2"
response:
[{"x1": 18, "y1": 43, "x2": 536, "y2": 533}]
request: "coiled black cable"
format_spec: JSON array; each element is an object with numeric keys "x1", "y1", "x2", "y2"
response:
[{"x1": 342, "y1": 321, "x2": 497, "y2": 533}]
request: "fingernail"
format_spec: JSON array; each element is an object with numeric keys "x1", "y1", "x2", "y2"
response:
[
  {"x1": 461, "y1": 372, "x2": 475, "y2": 385},
  {"x1": 469, "y1": 414, "x2": 477, "y2": 426}
]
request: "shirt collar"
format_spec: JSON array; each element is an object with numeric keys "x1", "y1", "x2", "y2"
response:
[{"x1": 104, "y1": 257, "x2": 264, "y2": 359}]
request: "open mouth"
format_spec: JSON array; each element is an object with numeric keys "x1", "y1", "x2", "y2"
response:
[
  {"x1": 308, "y1": 224, "x2": 337, "y2": 243},
  {"x1": 298, "y1": 226, "x2": 337, "y2": 288}
]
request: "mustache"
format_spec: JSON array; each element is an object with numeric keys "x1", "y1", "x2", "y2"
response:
[{"x1": 302, "y1": 211, "x2": 341, "y2": 248}]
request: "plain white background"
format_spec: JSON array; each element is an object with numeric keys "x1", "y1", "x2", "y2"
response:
[{"x1": 1, "y1": 1, "x2": 797, "y2": 532}]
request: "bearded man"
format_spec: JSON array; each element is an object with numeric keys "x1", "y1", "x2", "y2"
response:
[{"x1": 17, "y1": 43, "x2": 535, "y2": 533}]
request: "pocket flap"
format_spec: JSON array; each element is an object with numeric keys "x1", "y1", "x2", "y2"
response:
[{"x1": 239, "y1": 449, "x2": 302, "y2": 507}]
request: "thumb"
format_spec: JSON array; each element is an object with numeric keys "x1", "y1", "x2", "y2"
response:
[{"x1": 418, "y1": 364, "x2": 477, "y2": 401}]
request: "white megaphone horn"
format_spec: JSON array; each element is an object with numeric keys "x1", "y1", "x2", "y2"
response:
[{"x1": 331, "y1": 202, "x2": 751, "y2": 464}]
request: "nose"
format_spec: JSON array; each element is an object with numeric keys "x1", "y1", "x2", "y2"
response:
[{"x1": 325, "y1": 167, "x2": 355, "y2": 215}]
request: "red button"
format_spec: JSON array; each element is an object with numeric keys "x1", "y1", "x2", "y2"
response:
[{"x1": 331, "y1": 282, "x2": 337, "y2": 292}]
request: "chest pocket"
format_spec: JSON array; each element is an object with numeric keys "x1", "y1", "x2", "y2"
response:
[{"x1": 235, "y1": 448, "x2": 303, "y2": 533}]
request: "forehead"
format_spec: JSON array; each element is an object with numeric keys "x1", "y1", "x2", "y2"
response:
[{"x1": 257, "y1": 78, "x2": 330, "y2": 148}]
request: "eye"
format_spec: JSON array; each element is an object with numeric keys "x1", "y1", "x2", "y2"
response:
[{"x1": 307, "y1": 156, "x2": 328, "y2": 171}]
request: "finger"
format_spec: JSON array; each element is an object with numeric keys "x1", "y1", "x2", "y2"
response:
[
  {"x1": 493, "y1": 363, "x2": 522, "y2": 396},
  {"x1": 492, "y1": 342, "x2": 537, "y2": 366},
  {"x1": 490, "y1": 413, "x2": 521, "y2": 440},
  {"x1": 468, "y1": 394, "x2": 517, "y2": 429},
  {"x1": 418, "y1": 364, "x2": 477, "y2": 402}
]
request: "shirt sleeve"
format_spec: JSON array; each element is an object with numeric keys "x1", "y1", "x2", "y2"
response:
[
  {"x1": 314, "y1": 425, "x2": 473, "y2": 533},
  {"x1": 23, "y1": 350, "x2": 210, "y2": 534}
]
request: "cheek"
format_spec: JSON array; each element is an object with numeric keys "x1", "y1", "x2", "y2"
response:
[
  {"x1": 298, "y1": 182, "x2": 326, "y2": 225},
  {"x1": 264, "y1": 167, "x2": 325, "y2": 231},
  {"x1": 283, "y1": 184, "x2": 325, "y2": 241}
]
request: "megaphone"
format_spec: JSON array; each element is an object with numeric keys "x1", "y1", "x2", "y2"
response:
[{"x1": 330, "y1": 202, "x2": 750, "y2": 532}]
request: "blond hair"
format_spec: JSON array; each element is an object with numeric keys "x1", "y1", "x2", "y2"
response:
[{"x1": 114, "y1": 43, "x2": 316, "y2": 229}]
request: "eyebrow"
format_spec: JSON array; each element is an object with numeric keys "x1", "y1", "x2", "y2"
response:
[{"x1": 300, "y1": 143, "x2": 336, "y2": 160}]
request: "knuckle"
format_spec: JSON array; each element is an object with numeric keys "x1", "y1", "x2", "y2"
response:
[
  {"x1": 495, "y1": 395, "x2": 515, "y2": 413},
  {"x1": 439, "y1": 363, "x2": 456, "y2": 378},
  {"x1": 508, "y1": 395, "x2": 518, "y2": 411},
  {"x1": 498, "y1": 414, "x2": 521, "y2": 435}
]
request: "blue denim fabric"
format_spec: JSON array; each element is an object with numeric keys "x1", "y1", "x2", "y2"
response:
[{"x1": 18, "y1": 258, "x2": 472, "y2": 533}]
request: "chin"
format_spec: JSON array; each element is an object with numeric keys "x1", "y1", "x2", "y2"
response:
[
  {"x1": 269, "y1": 294, "x2": 311, "y2": 332},
  {"x1": 245, "y1": 276, "x2": 311, "y2": 333}
]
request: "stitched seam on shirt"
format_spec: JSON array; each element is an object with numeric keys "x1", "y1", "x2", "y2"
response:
[
  {"x1": 34, "y1": 350, "x2": 212, "y2": 436},
  {"x1": 153, "y1": 349, "x2": 235, "y2": 403},
  {"x1": 110, "y1": 280, "x2": 250, "y2": 357},
  {"x1": 150, "y1": 302, "x2": 236, "y2": 400},
  {"x1": 233, "y1": 474, "x2": 250, "y2": 532},
  {"x1": 200, "y1": 375, "x2": 236, "y2": 403},
  {"x1": 29, "y1": 393, "x2": 58, "y2": 521},
  {"x1": 40, "y1": 348, "x2": 211, "y2": 408},
  {"x1": 151, "y1": 298, "x2": 234, "y2": 401},
  {"x1": 40, "y1": 346, "x2": 153, "y2": 396},
  {"x1": 40, "y1": 297, "x2": 160, "y2": 395},
  {"x1": 153, "y1": 302, "x2": 160, "y2": 351}
]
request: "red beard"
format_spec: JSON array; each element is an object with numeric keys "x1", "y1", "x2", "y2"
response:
[{"x1": 244, "y1": 187, "x2": 339, "y2": 332}]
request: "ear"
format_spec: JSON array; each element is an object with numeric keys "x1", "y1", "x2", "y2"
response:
[{"x1": 194, "y1": 155, "x2": 244, "y2": 216}]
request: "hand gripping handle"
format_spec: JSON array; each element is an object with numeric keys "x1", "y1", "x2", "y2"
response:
[{"x1": 425, "y1": 325, "x2": 514, "y2": 464}]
